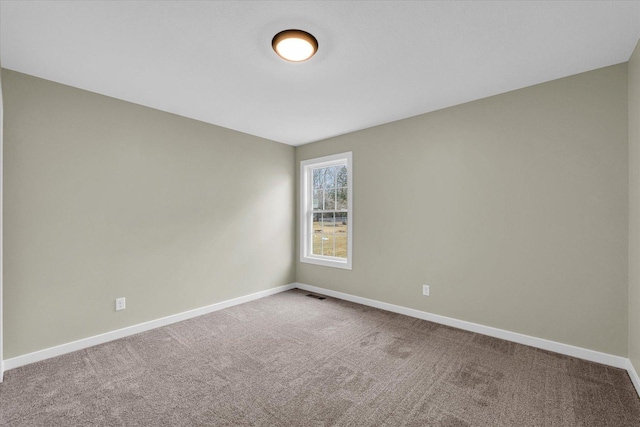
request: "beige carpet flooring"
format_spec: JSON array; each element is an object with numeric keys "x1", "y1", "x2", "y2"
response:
[{"x1": 0, "y1": 289, "x2": 639, "y2": 426}]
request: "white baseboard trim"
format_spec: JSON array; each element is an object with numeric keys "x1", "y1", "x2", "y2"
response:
[
  {"x1": 295, "y1": 283, "x2": 629, "y2": 370},
  {"x1": 3, "y1": 283, "x2": 296, "y2": 371},
  {"x1": 5, "y1": 281, "x2": 638, "y2": 398},
  {"x1": 627, "y1": 359, "x2": 640, "y2": 397}
]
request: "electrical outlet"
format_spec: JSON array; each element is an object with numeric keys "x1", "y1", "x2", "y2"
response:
[
  {"x1": 115, "y1": 297, "x2": 126, "y2": 311},
  {"x1": 422, "y1": 285, "x2": 430, "y2": 296}
]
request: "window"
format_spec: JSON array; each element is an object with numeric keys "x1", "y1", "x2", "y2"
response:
[{"x1": 300, "y1": 152, "x2": 352, "y2": 269}]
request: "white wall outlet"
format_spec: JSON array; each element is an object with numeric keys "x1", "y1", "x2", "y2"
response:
[
  {"x1": 115, "y1": 297, "x2": 126, "y2": 311},
  {"x1": 422, "y1": 285, "x2": 430, "y2": 296}
]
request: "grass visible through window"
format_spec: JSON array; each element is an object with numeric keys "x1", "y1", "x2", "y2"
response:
[{"x1": 312, "y1": 220, "x2": 348, "y2": 258}]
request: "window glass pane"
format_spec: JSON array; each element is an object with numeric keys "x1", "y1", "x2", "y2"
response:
[
  {"x1": 324, "y1": 166, "x2": 336, "y2": 188},
  {"x1": 324, "y1": 188, "x2": 336, "y2": 210},
  {"x1": 313, "y1": 168, "x2": 324, "y2": 189},
  {"x1": 312, "y1": 213, "x2": 322, "y2": 231},
  {"x1": 336, "y1": 188, "x2": 348, "y2": 210},
  {"x1": 334, "y1": 212, "x2": 348, "y2": 258},
  {"x1": 334, "y1": 234, "x2": 347, "y2": 258},
  {"x1": 312, "y1": 212, "x2": 323, "y2": 255},
  {"x1": 337, "y1": 165, "x2": 347, "y2": 187},
  {"x1": 313, "y1": 189, "x2": 323, "y2": 209},
  {"x1": 335, "y1": 212, "x2": 348, "y2": 226},
  {"x1": 321, "y1": 212, "x2": 336, "y2": 234},
  {"x1": 312, "y1": 232, "x2": 322, "y2": 256},
  {"x1": 322, "y1": 233, "x2": 335, "y2": 257}
]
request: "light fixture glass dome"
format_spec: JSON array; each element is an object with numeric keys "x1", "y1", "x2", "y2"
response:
[{"x1": 272, "y1": 29, "x2": 318, "y2": 62}]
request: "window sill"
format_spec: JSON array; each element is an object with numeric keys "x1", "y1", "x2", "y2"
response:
[{"x1": 300, "y1": 256, "x2": 352, "y2": 270}]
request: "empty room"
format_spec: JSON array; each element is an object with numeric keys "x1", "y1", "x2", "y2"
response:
[{"x1": 1, "y1": 1, "x2": 640, "y2": 426}]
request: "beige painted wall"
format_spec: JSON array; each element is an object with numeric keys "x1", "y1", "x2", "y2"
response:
[
  {"x1": 630, "y1": 40, "x2": 640, "y2": 371},
  {"x1": 296, "y1": 64, "x2": 629, "y2": 356},
  {"x1": 1, "y1": 61, "x2": 631, "y2": 361},
  {"x1": 2, "y1": 70, "x2": 295, "y2": 359}
]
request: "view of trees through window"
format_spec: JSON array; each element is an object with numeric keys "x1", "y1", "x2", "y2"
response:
[{"x1": 311, "y1": 164, "x2": 348, "y2": 258}]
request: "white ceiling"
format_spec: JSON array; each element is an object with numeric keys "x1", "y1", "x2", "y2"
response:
[{"x1": 1, "y1": 1, "x2": 639, "y2": 146}]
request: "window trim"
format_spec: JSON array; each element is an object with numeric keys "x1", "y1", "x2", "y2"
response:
[{"x1": 300, "y1": 152, "x2": 353, "y2": 270}]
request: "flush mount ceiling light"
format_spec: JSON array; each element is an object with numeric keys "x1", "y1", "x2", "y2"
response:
[{"x1": 272, "y1": 29, "x2": 318, "y2": 62}]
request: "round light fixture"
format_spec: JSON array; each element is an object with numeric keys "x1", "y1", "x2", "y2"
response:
[{"x1": 272, "y1": 29, "x2": 318, "y2": 62}]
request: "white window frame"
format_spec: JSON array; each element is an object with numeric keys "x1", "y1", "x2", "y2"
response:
[{"x1": 300, "y1": 152, "x2": 353, "y2": 270}]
